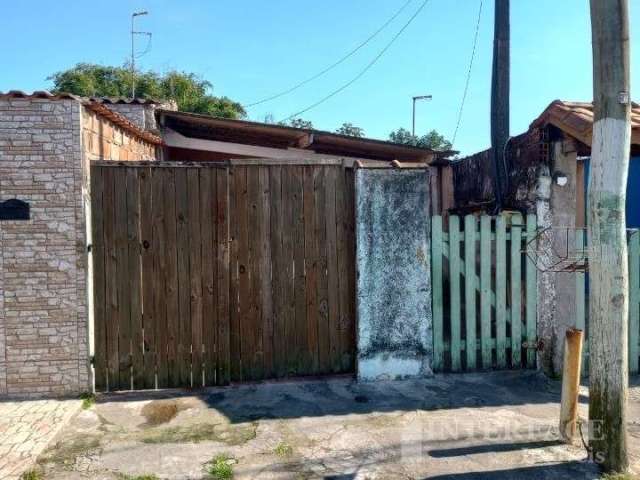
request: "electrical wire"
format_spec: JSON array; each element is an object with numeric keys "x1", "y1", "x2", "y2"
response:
[
  {"x1": 243, "y1": 0, "x2": 414, "y2": 108},
  {"x1": 451, "y1": 0, "x2": 483, "y2": 147},
  {"x1": 280, "y1": 0, "x2": 430, "y2": 123}
]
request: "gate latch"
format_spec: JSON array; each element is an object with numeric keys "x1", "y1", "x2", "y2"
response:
[{"x1": 522, "y1": 339, "x2": 544, "y2": 351}]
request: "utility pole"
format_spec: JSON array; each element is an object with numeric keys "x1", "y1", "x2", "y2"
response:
[
  {"x1": 412, "y1": 95, "x2": 432, "y2": 137},
  {"x1": 131, "y1": 11, "x2": 150, "y2": 99},
  {"x1": 588, "y1": 0, "x2": 631, "y2": 472},
  {"x1": 490, "y1": 0, "x2": 509, "y2": 211}
]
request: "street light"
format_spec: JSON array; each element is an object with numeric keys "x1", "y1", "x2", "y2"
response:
[{"x1": 412, "y1": 95, "x2": 432, "y2": 137}]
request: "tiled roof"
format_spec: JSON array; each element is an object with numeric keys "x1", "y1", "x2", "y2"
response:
[
  {"x1": 89, "y1": 97, "x2": 164, "y2": 105},
  {"x1": 0, "y1": 90, "x2": 162, "y2": 145},
  {"x1": 531, "y1": 100, "x2": 640, "y2": 146}
]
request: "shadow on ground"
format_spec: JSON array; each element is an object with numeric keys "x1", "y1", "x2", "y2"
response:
[{"x1": 97, "y1": 370, "x2": 564, "y2": 424}]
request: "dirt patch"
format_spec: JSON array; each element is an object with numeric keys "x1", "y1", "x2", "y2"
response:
[
  {"x1": 140, "y1": 399, "x2": 190, "y2": 427},
  {"x1": 139, "y1": 422, "x2": 257, "y2": 445},
  {"x1": 39, "y1": 435, "x2": 102, "y2": 467}
]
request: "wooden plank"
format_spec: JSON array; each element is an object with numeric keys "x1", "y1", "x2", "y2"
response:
[
  {"x1": 90, "y1": 166, "x2": 107, "y2": 391},
  {"x1": 236, "y1": 166, "x2": 250, "y2": 381},
  {"x1": 464, "y1": 215, "x2": 477, "y2": 370},
  {"x1": 480, "y1": 215, "x2": 492, "y2": 369},
  {"x1": 525, "y1": 214, "x2": 537, "y2": 368},
  {"x1": 303, "y1": 166, "x2": 319, "y2": 374},
  {"x1": 335, "y1": 168, "x2": 351, "y2": 372},
  {"x1": 315, "y1": 167, "x2": 330, "y2": 374},
  {"x1": 113, "y1": 167, "x2": 132, "y2": 390},
  {"x1": 575, "y1": 160, "x2": 586, "y2": 228},
  {"x1": 228, "y1": 167, "x2": 242, "y2": 382},
  {"x1": 246, "y1": 166, "x2": 263, "y2": 380},
  {"x1": 102, "y1": 167, "x2": 119, "y2": 390},
  {"x1": 259, "y1": 166, "x2": 274, "y2": 379},
  {"x1": 173, "y1": 168, "x2": 191, "y2": 386},
  {"x1": 431, "y1": 216, "x2": 444, "y2": 372},
  {"x1": 449, "y1": 215, "x2": 462, "y2": 371},
  {"x1": 139, "y1": 167, "x2": 156, "y2": 389},
  {"x1": 575, "y1": 231, "x2": 586, "y2": 332},
  {"x1": 151, "y1": 169, "x2": 168, "y2": 387},
  {"x1": 200, "y1": 168, "x2": 217, "y2": 386},
  {"x1": 344, "y1": 167, "x2": 357, "y2": 371},
  {"x1": 292, "y1": 166, "x2": 308, "y2": 374},
  {"x1": 162, "y1": 168, "x2": 180, "y2": 387},
  {"x1": 325, "y1": 167, "x2": 341, "y2": 372},
  {"x1": 187, "y1": 168, "x2": 204, "y2": 386},
  {"x1": 126, "y1": 168, "x2": 144, "y2": 389},
  {"x1": 510, "y1": 213, "x2": 523, "y2": 367},
  {"x1": 629, "y1": 231, "x2": 640, "y2": 373},
  {"x1": 269, "y1": 166, "x2": 287, "y2": 377},
  {"x1": 495, "y1": 215, "x2": 507, "y2": 369},
  {"x1": 216, "y1": 169, "x2": 231, "y2": 385}
]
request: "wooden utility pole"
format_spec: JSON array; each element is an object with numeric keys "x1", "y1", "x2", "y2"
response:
[
  {"x1": 490, "y1": 0, "x2": 509, "y2": 211},
  {"x1": 588, "y1": 0, "x2": 631, "y2": 472}
]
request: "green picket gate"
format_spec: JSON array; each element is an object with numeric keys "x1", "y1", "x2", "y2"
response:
[
  {"x1": 431, "y1": 213, "x2": 538, "y2": 372},
  {"x1": 577, "y1": 229, "x2": 640, "y2": 374}
]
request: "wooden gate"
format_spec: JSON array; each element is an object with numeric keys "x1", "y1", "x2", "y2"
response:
[
  {"x1": 431, "y1": 213, "x2": 538, "y2": 372},
  {"x1": 90, "y1": 161, "x2": 356, "y2": 391}
]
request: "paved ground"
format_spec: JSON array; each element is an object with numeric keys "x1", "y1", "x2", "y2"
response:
[
  {"x1": 0, "y1": 397, "x2": 80, "y2": 480},
  {"x1": 30, "y1": 371, "x2": 640, "y2": 479}
]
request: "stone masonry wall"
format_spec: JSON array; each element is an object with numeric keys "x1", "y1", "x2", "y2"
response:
[{"x1": 0, "y1": 97, "x2": 157, "y2": 397}]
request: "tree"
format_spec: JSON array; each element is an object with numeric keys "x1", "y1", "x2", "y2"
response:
[
  {"x1": 336, "y1": 122, "x2": 365, "y2": 137},
  {"x1": 388, "y1": 128, "x2": 452, "y2": 151},
  {"x1": 279, "y1": 118, "x2": 314, "y2": 129},
  {"x1": 48, "y1": 63, "x2": 245, "y2": 119},
  {"x1": 588, "y1": 0, "x2": 631, "y2": 472}
]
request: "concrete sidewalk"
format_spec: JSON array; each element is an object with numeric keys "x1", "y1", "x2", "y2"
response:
[
  {"x1": 33, "y1": 371, "x2": 640, "y2": 479},
  {"x1": 0, "y1": 397, "x2": 80, "y2": 479}
]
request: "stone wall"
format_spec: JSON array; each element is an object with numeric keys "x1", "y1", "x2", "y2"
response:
[{"x1": 0, "y1": 96, "x2": 157, "y2": 397}]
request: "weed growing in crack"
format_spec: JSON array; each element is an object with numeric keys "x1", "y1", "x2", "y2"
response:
[
  {"x1": 79, "y1": 392, "x2": 96, "y2": 410},
  {"x1": 274, "y1": 442, "x2": 293, "y2": 457},
  {"x1": 205, "y1": 453, "x2": 235, "y2": 479},
  {"x1": 20, "y1": 470, "x2": 43, "y2": 480},
  {"x1": 116, "y1": 474, "x2": 160, "y2": 480}
]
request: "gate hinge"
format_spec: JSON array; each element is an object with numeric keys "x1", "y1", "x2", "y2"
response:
[
  {"x1": 522, "y1": 339, "x2": 544, "y2": 351},
  {"x1": 89, "y1": 355, "x2": 95, "y2": 366}
]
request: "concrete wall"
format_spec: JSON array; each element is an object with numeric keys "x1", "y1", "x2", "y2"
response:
[
  {"x1": 536, "y1": 139, "x2": 579, "y2": 375},
  {"x1": 355, "y1": 168, "x2": 433, "y2": 381},
  {"x1": 0, "y1": 96, "x2": 157, "y2": 397}
]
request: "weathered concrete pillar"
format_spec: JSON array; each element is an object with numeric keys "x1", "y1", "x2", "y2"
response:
[
  {"x1": 537, "y1": 139, "x2": 578, "y2": 375},
  {"x1": 354, "y1": 168, "x2": 433, "y2": 381}
]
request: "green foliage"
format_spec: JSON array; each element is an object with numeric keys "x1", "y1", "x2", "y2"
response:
[
  {"x1": 48, "y1": 63, "x2": 245, "y2": 119},
  {"x1": 274, "y1": 441, "x2": 293, "y2": 457},
  {"x1": 279, "y1": 118, "x2": 314, "y2": 129},
  {"x1": 20, "y1": 470, "x2": 43, "y2": 480},
  {"x1": 388, "y1": 128, "x2": 452, "y2": 151},
  {"x1": 205, "y1": 454, "x2": 234, "y2": 479},
  {"x1": 79, "y1": 391, "x2": 96, "y2": 410},
  {"x1": 599, "y1": 474, "x2": 637, "y2": 480},
  {"x1": 117, "y1": 474, "x2": 160, "y2": 480},
  {"x1": 335, "y1": 122, "x2": 365, "y2": 137}
]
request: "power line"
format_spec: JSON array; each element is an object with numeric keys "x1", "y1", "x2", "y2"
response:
[
  {"x1": 281, "y1": 0, "x2": 430, "y2": 123},
  {"x1": 451, "y1": 0, "x2": 483, "y2": 147},
  {"x1": 243, "y1": 0, "x2": 414, "y2": 109}
]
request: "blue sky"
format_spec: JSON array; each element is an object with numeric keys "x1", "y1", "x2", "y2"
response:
[{"x1": 1, "y1": 0, "x2": 638, "y2": 155}]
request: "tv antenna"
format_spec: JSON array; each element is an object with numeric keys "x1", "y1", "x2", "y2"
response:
[{"x1": 131, "y1": 11, "x2": 152, "y2": 99}]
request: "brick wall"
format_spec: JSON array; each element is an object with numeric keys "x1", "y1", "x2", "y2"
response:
[{"x1": 0, "y1": 96, "x2": 157, "y2": 397}]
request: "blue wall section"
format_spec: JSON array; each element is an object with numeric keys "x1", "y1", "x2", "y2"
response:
[{"x1": 583, "y1": 156, "x2": 640, "y2": 228}]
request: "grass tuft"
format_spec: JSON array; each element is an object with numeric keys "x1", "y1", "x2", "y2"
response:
[
  {"x1": 117, "y1": 474, "x2": 160, "y2": 480},
  {"x1": 205, "y1": 453, "x2": 234, "y2": 479},
  {"x1": 20, "y1": 470, "x2": 43, "y2": 480},
  {"x1": 274, "y1": 441, "x2": 293, "y2": 457},
  {"x1": 600, "y1": 474, "x2": 638, "y2": 480},
  {"x1": 79, "y1": 391, "x2": 96, "y2": 410}
]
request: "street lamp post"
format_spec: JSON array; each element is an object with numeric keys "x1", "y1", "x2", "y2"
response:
[
  {"x1": 131, "y1": 11, "x2": 150, "y2": 99},
  {"x1": 412, "y1": 95, "x2": 432, "y2": 137}
]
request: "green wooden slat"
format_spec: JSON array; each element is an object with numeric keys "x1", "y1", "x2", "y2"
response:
[
  {"x1": 525, "y1": 214, "x2": 537, "y2": 368},
  {"x1": 464, "y1": 215, "x2": 477, "y2": 370},
  {"x1": 510, "y1": 214, "x2": 523, "y2": 367},
  {"x1": 449, "y1": 216, "x2": 462, "y2": 371},
  {"x1": 629, "y1": 231, "x2": 640, "y2": 373},
  {"x1": 431, "y1": 216, "x2": 444, "y2": 371},
  {"x1": 480, "y1": 216, "x2": 492, "y2": 368},
  {"x1": 495, "y1": 215, "x2": 507, "y2": 368}
]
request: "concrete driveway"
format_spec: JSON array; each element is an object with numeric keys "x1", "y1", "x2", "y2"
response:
[{"x1": 33, "y1": 371, "x2": 640, "y2": 479}]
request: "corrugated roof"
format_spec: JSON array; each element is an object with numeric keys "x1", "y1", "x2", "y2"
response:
[
  {"x1": 531, "y1": 100, "x2": 640, "y2": 146},
  {"x1": 158, "y1": 110, "x2": 452, "y2": 163},
  {"x1": 0, "y1": 90, "x2": 162, "y2": 145}
]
